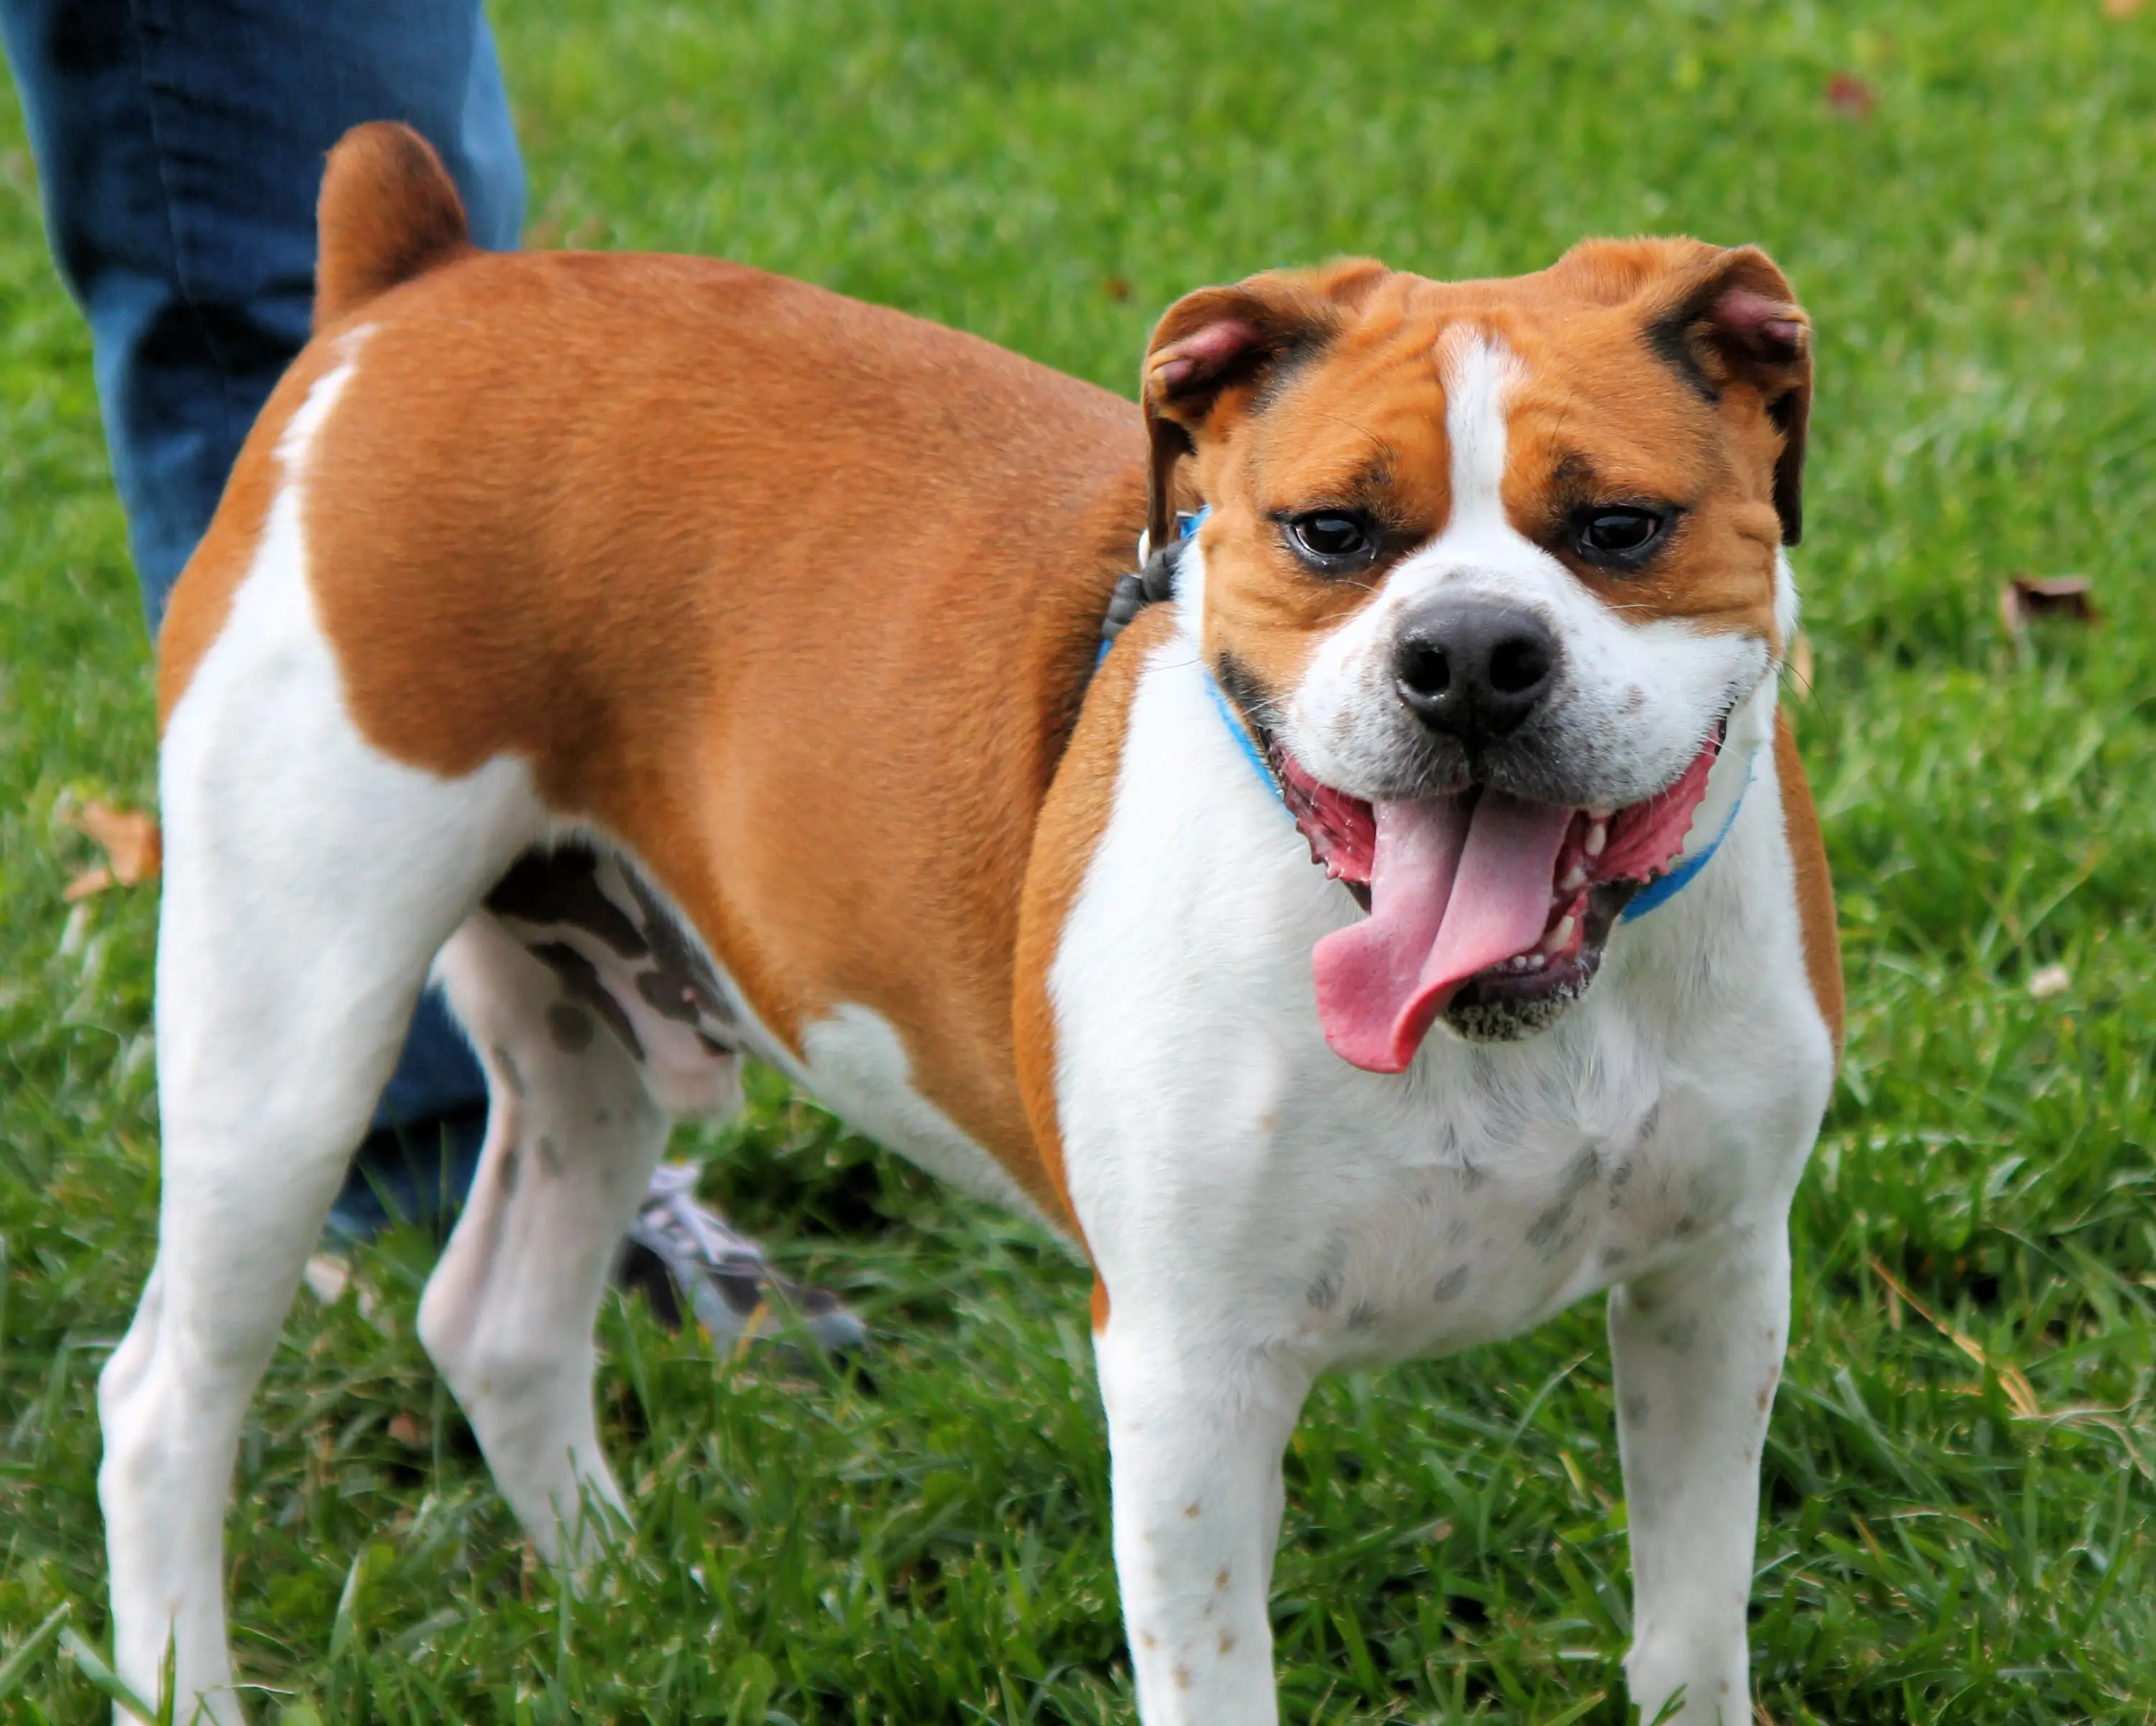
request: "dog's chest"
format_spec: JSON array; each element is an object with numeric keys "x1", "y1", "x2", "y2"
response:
[{"x1": 1248, "y1": 1058, "x2": 1743, "y2": 1368}]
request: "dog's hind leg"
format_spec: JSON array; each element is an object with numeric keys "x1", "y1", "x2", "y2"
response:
[
  {"x1": 99, "y1": 449, "x2": 543, "y2": 1720},
  {"x1": 417, "y1": 911, "x2": 683, "y2": 1565},
  {"x1": 103, "y1": 761, "x2": 535, "y2": 1722}
]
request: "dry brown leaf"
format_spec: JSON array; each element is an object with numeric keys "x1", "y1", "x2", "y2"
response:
[
  {"x1": 65, "y1": 800, "x2": 162, "y2": 886},
  {"x1": 2000, "y1": 573, "x2": 2098, "y2": 635},
  {"x1": 1789, "y1": 631, "x2": 1815, "y2": 694},
  {"x1": 1825, "y1": 71, "x2": 1876, "y2": 119},
  {"x1": 1102, "y1": 275, "x2": 1133, "y2": 302},
  {"x1": 2104, "y1": 0, "x2": 2145, "y2": 19},
  {"x1": 386, "y1": 1411, "x2": 430, "y2": 1450},
  {"x1": 1869, "y1": 1257, "x2": 2042, "y2": 1418},
  {"x1": 63, "y1": 866, "x2": 116, "y2": 903}
]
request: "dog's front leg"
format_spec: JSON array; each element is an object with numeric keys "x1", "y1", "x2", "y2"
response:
[
  {"x1": 1093, "y1": 1310, "x2": 1310, "y2": 1725},
  {"x1": 1609, "y1": 1216, "x2": 1792, "y2": 1724}
]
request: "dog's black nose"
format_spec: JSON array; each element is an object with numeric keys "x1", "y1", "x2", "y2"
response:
[{"x1": 1392, "y1": 599, "x2": 1560, "y2": 746}]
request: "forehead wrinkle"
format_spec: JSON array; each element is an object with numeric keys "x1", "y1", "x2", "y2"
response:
[
  {"x1": 1254, "y1": 398, "x2": 1400, "y2": 500},
  {"x1": 1518, "y1": 361, "x2": 1720, "y2": 498}
]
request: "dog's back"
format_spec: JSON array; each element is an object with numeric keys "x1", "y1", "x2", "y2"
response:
[{"x1": 159, "y1": 124, "x2": 1155, "y2": 1209}]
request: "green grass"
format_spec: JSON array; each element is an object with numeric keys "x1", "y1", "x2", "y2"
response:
[{"x1": 6, "y1": 0, "x2": 2156, "y2": 1719}]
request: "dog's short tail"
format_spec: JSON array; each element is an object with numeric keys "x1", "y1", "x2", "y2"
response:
[{"x1": 314, "y1": 121, "x2": 472, "y2": 332}]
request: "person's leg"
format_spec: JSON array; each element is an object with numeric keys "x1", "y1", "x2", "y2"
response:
[
  {"x1": 1, "y1": 0, "x2": 515, "y2": 1225},
  {"x1": 0, "y1": 0, "x2": 525, "y2": 628}
]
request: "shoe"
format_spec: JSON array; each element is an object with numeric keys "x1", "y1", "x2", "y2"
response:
[{"x1": 617, "y1": 1163, "x2": 867, "y2": 1356}]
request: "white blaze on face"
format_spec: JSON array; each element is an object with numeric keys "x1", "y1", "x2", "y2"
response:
[
  {"x1": 1434, "y1": 324, "x2": 1526, "y2": 534},
  {"x1": 1284, "y1": 329, "x2": 1772, "y2": 812}
]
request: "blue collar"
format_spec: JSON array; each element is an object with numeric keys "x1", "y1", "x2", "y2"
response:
[{"x1": 1099, "y1": 505, "x2": 1744, "y2": 922}]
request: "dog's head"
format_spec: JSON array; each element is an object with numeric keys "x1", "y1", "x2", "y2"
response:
[{"x1": 1143, "y1": 239, "x2": 1810, "y2": 1071}]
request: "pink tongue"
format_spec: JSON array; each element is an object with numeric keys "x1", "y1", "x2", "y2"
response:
[{"x1": 1312, "y1": 790, "x2": 1574, "y2": 1073}]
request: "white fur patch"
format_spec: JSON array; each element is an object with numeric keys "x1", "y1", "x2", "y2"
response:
[
  {"x1": 790, "y1": 1004, "x2": 1058, "y2": 1229},
  {"x1": 1437, "y1": 323, "x2": 1526, "y2": 528}
]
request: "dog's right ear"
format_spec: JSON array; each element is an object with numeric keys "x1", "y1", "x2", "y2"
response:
[{"x1": 1141, "y1": 260, "x2": 1388, "y2": 554}]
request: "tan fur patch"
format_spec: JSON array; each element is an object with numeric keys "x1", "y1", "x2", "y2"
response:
[
  {"x1": 1774, "y1": 710, "x2": 1843, "y2": 1059},
  {"x1": 162, "y1": 239, "x2": 1148, "y2": 1223}
]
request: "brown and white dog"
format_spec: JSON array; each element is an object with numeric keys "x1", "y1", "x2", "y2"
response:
[{"x1": 104, "y1": 122, "x2": 1841, "y2": 1724}]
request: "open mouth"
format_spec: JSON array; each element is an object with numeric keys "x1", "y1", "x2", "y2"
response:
[{"x1": 1273, "y1": 733, "x2": 1723, "y2": 1072}]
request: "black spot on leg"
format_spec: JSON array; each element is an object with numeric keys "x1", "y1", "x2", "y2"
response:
[
  {"x1": 1654, "y1": 1316, "x2": 1700, "y2": 1354},
  {"x1": 489, "y1": 843, "x2": 650, "y2": 958},
  {"x1": 530, "y1": 942, "x2": 644, "y2": 1059},
  {"x1": 492, "y1": 1045, "x2": 525, "y2": 1096},
  {"x1": 1622, "y1": 1393, "x2": 1651, "y2": 1426},
  {"x1": 1347, "y1": 1300, "x2": 1381, "y2": 1331},
  {"x1": 537, "y1": 1135, "x2": 565, "y2": 1177},
  {"x1": 547, "y1": 1003, "x2": 596, "y2": 1054},
  {"x1": 621, "y1": 869, "x2": 737, "y2": 1034},
  {"x1": 635, "y1": 967, "x2": 700, "y2": 1027},
  {"x1": 1433, "y1": 1264, "x2": 1471, "y2": 1303},
  {"x1": 499, "y1": 1144, "x2": 520, "y2": 1195}
]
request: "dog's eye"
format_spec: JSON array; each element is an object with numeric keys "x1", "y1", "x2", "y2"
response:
[
  {"x1": 1285, "y1": 511, "x2": 1377, "y2": 572},
  {"x1": 1575, "y1": 507, "x2": 1666, "y2": 565}
]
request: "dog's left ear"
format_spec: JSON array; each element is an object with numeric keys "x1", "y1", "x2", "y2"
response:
[
  {"x1": 1646, "y1": 246, "x2": 1813, "y2": 544},
  {"x1": 1141, "y1": 260, "x2": 1388, "y2": 555}
]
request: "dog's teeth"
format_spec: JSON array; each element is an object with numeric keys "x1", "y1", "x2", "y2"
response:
[
  {"x1": 1558, "y1": 864, "x2": 1588, "y2": 894},
  {"x1": 1584, "y1": 822, "x2": 1607, "y2": 858},
  {"x1": 1540, "y1": 914, "x2": 1577, "y2": 955},
  {"x1": 1524, "y1": 952, "x2": 1548, "y2": 970}
]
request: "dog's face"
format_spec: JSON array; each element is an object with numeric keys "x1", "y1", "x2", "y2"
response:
[{"x1": 1141, "y1": 240, "x2": 1811, "y2": 1071}]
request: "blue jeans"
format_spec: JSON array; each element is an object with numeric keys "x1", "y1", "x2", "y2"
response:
[{"x1": 2, "y1": 0, "x2": 522, "y2": 1231}]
